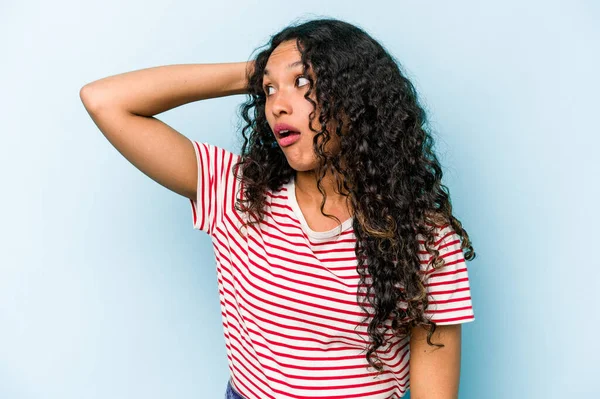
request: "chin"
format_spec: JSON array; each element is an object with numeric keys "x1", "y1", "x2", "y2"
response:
[
  {"x1": 284, "y1": 157, "x2": 317, "y2": 172},
  {"x1": 281, "y1": 145, "x2": 320, "y2": 172}
]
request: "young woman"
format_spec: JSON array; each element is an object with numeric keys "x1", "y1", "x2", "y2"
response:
[{"x1": 81, "y1": 18, "x2": 476, "y2": 399}]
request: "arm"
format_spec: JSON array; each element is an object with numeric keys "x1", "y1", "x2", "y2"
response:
[
  {"x1": 409, "y1": 324, "x2": 462, "y2": 399},
  {"x1": 79, "y1": 62, "x2": 253, "y2": 200}
]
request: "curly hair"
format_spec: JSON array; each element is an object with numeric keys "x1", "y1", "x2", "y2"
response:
[{"x1": 232, "y1": 17, "x2": 476, "y2": 373}]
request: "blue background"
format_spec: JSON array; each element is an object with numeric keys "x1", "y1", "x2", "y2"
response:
[{"x1": 1, "y1": 0, "x2": 598, "y2": 398}]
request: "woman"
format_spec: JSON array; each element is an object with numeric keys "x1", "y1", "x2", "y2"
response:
[{"x1": 81, "y1": 17, "x2": 476, "y2": 399}]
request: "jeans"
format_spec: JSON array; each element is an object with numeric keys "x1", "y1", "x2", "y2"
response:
[{"x1": 225, "y1": 378, "x2": 246, "y2": 399}]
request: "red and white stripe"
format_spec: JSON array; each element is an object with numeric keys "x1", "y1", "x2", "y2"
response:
[{"x1": 189, "y1": 140, "x2": 475, "y2": 399}]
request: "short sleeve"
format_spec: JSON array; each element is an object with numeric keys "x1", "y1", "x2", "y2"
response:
[
  {"x1": 188, "y1": 139, "x2": 240, "y2": 235},
  {"x1": 420, "y1": 224, "x2": 476, "y2": 325}
]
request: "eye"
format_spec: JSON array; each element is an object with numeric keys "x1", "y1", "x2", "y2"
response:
[
  {"x1": 263, "y1": 75, "x2": 310, "y2": 97},
  {"x1": 264, "y1": 85, "x2": 275, "y2": 96},
  {"x1": 297, "y1": 76, "x2": 310, "y2": 87}
]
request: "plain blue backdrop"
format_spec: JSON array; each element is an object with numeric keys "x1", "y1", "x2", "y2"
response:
[{"x1": 1, "y1": 0, "x2": 598, "y2": 398}]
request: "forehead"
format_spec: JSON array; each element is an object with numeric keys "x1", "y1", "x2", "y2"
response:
[{"x1": 264, "y1": 40, "x2": 303, "y2": 77}]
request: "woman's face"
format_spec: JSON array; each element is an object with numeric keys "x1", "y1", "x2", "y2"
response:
[{"x1": 263, "y1": 40, "x2": 341, "y2": 172}]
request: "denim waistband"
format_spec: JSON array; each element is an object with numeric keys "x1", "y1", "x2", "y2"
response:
[{"x1": 225, "y1": 378, "x2": 245, "y2": 399}]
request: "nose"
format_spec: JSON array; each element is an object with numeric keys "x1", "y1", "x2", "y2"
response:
[{"x1": 270, "y1": 90, "x2": 292, "y2": 117}]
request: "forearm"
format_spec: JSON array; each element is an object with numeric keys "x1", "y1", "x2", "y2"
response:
[{"x1": 80, "y1": 62, "x2": 252, "y2": 116}]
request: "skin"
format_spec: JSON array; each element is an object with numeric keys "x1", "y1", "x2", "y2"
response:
[
  {"x1": 262, "y1": 40, "x2": 351, "y2": 229},
  {"x1": 263, "y1": 40, "x2": 463, "y2": 398},
  {"x1": 409, "y1": 324, "x2": 462, "y2": 398}
]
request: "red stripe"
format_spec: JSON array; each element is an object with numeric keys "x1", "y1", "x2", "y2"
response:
[
  {"x1": 189, "y1": 198, "x2": 197, "y2": 227},
  {"x1": 426, "y1": 305, "x2": 473, "y2": 314},
  {"x1": 424, "y1": 277, "x2": 470, "y2": 288}
]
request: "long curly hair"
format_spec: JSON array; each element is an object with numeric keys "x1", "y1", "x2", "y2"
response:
[{"x1": 232, "y1": 17, "x2": 476, "y2": 373}]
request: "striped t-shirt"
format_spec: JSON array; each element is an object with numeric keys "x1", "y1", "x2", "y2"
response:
[{"x1": 188, "y1": 140, "x2": 475, "y2": 399}]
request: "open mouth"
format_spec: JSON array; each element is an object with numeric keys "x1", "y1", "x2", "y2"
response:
[
  {"x1": 277, "y1": 129, "x2": 302, "y2": 147},
  {"x1": 279, "y1": 130, "x2": 297, "y2": 137},
  {"x1": 274, "y1": 123, "x2": 302, "y2": 146}
]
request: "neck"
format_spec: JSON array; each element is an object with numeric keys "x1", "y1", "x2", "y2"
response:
[{"x1": 295, "y1": 169, "x2": 349, "y2": 206}]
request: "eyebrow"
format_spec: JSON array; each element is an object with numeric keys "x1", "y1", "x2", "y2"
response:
[{"x1": 263, "y1": 60, "x2": 304, "y2": 76}]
